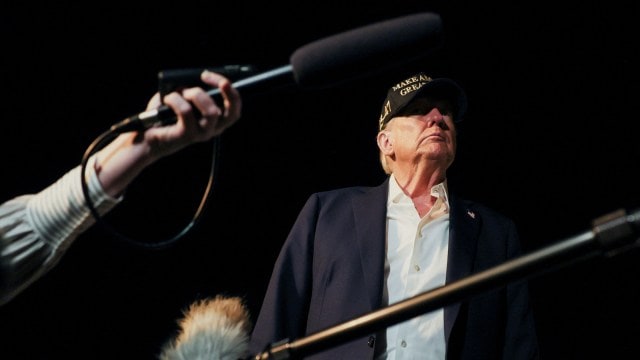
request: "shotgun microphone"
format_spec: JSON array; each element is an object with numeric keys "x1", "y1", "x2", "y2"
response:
[{"x1": 112, "y1": 12, "x2": 444, "y2": 133}]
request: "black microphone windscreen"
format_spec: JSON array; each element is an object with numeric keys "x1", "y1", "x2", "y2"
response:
[{"x1": 290, "y1": 12, "x2": 444, "y2": 89}]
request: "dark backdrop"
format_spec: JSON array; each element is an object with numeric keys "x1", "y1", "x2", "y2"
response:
[{"x1": 1, "y1": 1, "x2": 638, "y2": 359}]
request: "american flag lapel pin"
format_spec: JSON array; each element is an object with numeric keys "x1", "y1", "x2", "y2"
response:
[{"x1": 467, "y1": 210, "x2": 476, "y2": 219}]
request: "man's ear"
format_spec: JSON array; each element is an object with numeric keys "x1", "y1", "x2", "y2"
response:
[{"x1": 377, "y1": 130, "x2": 393, "y2": 155}]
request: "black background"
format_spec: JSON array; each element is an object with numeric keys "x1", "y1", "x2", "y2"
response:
[{"x1": 1, "y1": 1, "x2": 638, "y2": 359}]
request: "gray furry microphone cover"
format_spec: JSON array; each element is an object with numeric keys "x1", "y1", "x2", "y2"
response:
[{"x1": 160, "y1": 295, "x2": 252, "y2": 360}]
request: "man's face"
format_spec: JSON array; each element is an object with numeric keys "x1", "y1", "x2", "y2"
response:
[{"x1": 385, "y1": 96, "x2": 457, "y2": 169}]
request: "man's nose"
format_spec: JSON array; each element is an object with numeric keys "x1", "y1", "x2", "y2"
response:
[{"x1": 425, "y1": 108, "x2": 446, "y2": 127}]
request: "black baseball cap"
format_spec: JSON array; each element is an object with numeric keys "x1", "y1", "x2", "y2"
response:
[{"x1": 378, "y1": 72, "x2": 467, "y2": 130}]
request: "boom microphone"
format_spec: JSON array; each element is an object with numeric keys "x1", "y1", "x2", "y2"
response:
[{"x1": 112, "y1": 12, "x2": 443, "y2": 133}]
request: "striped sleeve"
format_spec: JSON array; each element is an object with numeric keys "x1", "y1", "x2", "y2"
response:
[{"x1": 0, "y1": 157, "x2": 121, "y2": 305}]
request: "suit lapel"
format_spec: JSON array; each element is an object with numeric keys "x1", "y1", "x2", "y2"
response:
[
  {"x1": 352, "y1": 178, "x2": 389, "y2": 310},
  {"x1": 444, "y1": 195, "x2": 480, "y2": 344}
]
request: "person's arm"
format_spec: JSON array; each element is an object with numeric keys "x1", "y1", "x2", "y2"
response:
[{"x1": 0, "y1": 70, "x2": 241, "y2": 306}]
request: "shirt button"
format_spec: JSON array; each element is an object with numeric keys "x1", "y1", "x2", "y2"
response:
[
  {"x1": 401, "y1": 340, "x2": 407, "y2": 348},
  {"x1": 414, "y1": 264, "x2": 420, "y2": 272}
]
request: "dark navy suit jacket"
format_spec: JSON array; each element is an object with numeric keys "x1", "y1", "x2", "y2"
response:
[{"x1": 249, "y1": 178, "x2": 539, "y2": 359}]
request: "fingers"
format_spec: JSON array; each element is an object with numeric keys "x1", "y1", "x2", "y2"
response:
[
  {"x1": 136, "y1": 72, "x2": 241, "y2": 161},
  {"x1": 146, "y1": 92, "x2": 162, "y2": 111},
  {"x1": 158, "y1": 71, "x2": 241, "y2": 139},
  {"x1": 201, "y1": 70, "x2": 242, "y2": 129},
  {"x1": 180, "y1": 87, "x2": 223, "y2": 135}
]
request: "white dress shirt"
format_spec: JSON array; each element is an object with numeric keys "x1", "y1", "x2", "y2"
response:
[{"x1": 378, "y1": 174, "x2": 450, "y2": 359}]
